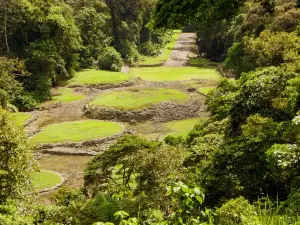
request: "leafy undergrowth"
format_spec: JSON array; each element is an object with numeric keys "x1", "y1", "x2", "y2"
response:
[
  {"x1": 11, "y1": 112, "x2": 33, "y2": 125},
  {"x1": 90, "y1": 88, "x2": 188, "y2": 110},
  {"x1": 164, "y1": 117, "x2": 209, "y2": 136},
  {"x1": 130, "y1": 66, "x2": 221, "y2": 81},
  {"x1": 67, "y1": 69, "x2": 134, "y2": 85},
  {"x1": 31, "y1": 120, "x2": 123, "y2": 144},
  {"x1": 32, "y1": 170, "x2": 62, "y2": 191},
  {"x1": 51, "y1": 88, "x2": 85, "y2": 103},
  {"x1": 198, "y1": 86, "x2": 216, "y2": 95},
  {"x1": 138, "y1": 30, "x2": 181, "y2": 66}
]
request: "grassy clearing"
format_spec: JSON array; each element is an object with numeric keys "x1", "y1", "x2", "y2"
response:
[
  {"x1": 129, "y1": 66, "x2": 221, "y2": 82},
  {"x1": 11, "y1": 112, "x2": 32, "y2": 125},
  {"x1": 68, "y1": 69, "x2": 134, "y2": 86},
  {"x1": 164, "y1": 117, "x2": 209, "y2": 137},
  {"x1": 198, "y1": 87, "x2": 216, "y2": 95},
  {"x1": 138, "y1": 30, "x2": 181, "y2": 66},
  {"x1": 31, "y1": 120, "x2": 123, "y2": 144},
  {"x1": 52, "y1": 87, "x2": 85, "y2": 102},
  {"x1": 32, "y1": 170, "x2": 62, "y2": 190},
  {"x1": 90, "y1": 88, "x2": 188, "y2": 110}
]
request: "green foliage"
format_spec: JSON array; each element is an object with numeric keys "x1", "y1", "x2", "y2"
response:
[
  {"x1": 0, "y1": 110, "x2": 34, "y2": 204},
  {"x1": 206, "y1": 78, "x2": 239, "y2": 121},
  {"x1": 0, "y1": 57, "x2": 26, "y2": 109},
  {"x1": 165, "y1": 182, "x2": 212, "y2": 224},
  {"x1": 51, "y1": 186, "x2": 85, "y2": 207},
  {"x1": 164, "y1": 135, "x2": 184, "y2": 146},
  {"x1": 81, "y1": 192, "x2": 136, "y2": 224},
  {"x1": 98, "y1": 47, "x2": 124, "y2": 71},
  {"x1": 0, "y1": 203, "x2": 34, "y2": 225},
  {"x1": 223, "y1": 42, "x2": 256, "y2": 76},
  {"x1": 75, "y1": 6, "x2": 110, "y2": 68},
  {"x1": 230, "y1": 67, "x2": 297, "y2": 134},
  {"x1": 216, "y1": 197, "x2": 256, "y2": 224},
  {"x1": 84, "y1": 135, "x2": 184, "y2": 211},
  {"x1": 244, "y1": 30, "x2": 300, "y2": 67}
]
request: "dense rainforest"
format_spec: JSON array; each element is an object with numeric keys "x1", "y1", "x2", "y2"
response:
[
  {"x1": 1, "y1": 0, "x2": 300, "y2": 224},
  {"x1": 0, "y1": 0, "x2": 170, "y2": 110}
]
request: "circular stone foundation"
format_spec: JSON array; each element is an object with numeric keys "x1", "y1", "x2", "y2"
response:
[
  {"x1": 30, "y1": 120, "x2": 124, "y2": 145},
  {"x1": 85, "y1": 88, "x2": 206, "y2": 123},
  {"x1": 32, "y1": 170, "x2": 63, "y2": 191}
]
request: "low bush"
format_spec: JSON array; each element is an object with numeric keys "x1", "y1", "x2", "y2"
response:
[
  {"x1": 139, "y1": 42, "x2": 161, "y2": 57},
  {"x1": 98, "y1": 47, "x2": 123, "y2": 72},
  {"x1": 216, "y1": 197, "x2": 256, "y2": 224}
]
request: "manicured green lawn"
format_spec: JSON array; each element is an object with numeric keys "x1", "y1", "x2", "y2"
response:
[
  {"x1": 138, "y1": 30, "x2": 181, "y2": 66},
  {"x1": 31, "y1": 120, "x2": 123, "y2": 144},
  {"x1": 32, "y1": 170, "x2": 62, "y2": 190},
  {"x1": 68, "y1": 69, "x2": 134, "y2": 85},
  {"x1": 129, "y1": 66, "x2": 221, "y2": 82},
  {"x1": 198, "y1": 87, "x2": 216, "y2": 95},
  {"x1": 52, "y1": 88, "x2": 85, "y2": 102},
  {"x1": 90, "y1": 88, "x2": 188, "y2": 110},
  {"x1": 11, "y1": 112, "x2": 32, "y2": 125},
  {"x1": 164, "y1": 117, "x2": 209, "y2": 137}
]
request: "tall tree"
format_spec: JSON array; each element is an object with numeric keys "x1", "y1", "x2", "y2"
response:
[{"x1": 0, "y1": 110, "x2": 35, "y2": 204}]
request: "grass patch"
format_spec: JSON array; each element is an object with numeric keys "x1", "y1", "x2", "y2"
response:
[
  {"x1": 198, "y1": 87, "x2": 216, "y2": 95},
  {"x1": 31, "y1": 120, "x2": 123, "y2": 144},
  {"x1": 138, "y1": 30, "x2": 181, "y2": 66},
  {"x1": 68, "y1": 69, "x2": 134, "y2": 86},
  {"x1": 32, "y1": 170, "x2": 62, "y2": 191},
  {"x1": 11, "y1": 112, "x2": 32, "y2": 125},
  {"x1": 38, "y1": 155, "x2": 91, "y2": 188},
  {"x1": 188, "y1": 57, "x2": 217, "y2": 66},
  {"x1": 164, "y1": 117, "x2": 209, "y2": 137},
  {"x1": 90, "y1": 88, "x2": 188, "y2": 110},
  {"x1": 52, "y1": 88, "x2": 85, "y2": 102},
  {"x1": 130, "y1": 66, "x2": 221, "y2": 82}
]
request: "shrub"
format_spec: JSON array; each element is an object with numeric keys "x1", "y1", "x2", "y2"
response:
[
  {"x1": 139, "y1": 42, "x2": 161, "y2": 56},
  {"x1": 14, "y1": 91, "x2": 38, "y2": 111},
  {"x1": 98, "y1": 47, "x2": 123, "y2": 72},
  {"x1": 0, "y1": 110, "x2": 34, "y2": 204},
  {"x1": 216, "y1": 197, "x2": 256, "y2": 224},
  {"x1": 164, "y1": 135, "x2": 184, "y2": 146},
  {"x1": 119, "y1": 41, "x2": 140, "y2": 65}
]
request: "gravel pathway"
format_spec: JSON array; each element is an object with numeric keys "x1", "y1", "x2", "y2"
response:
[{"x1": 165, "y1": 33, "x2": 196, "y2": 67}]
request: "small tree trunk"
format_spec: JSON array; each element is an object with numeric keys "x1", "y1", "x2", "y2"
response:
[{"x1": 4, "y1": 6, "x2": 10, "y2": 52}]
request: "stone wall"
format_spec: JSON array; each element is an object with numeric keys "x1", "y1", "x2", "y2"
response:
[
  {"x1": 37, "y1": 129, "x2": 133, "y2": 150},
  {"x1": 85, "y1": 95, "x2": 206, "y2": 123},
  {"x1": 69, "y1": 79, "x2": 137, "y2": 90}
]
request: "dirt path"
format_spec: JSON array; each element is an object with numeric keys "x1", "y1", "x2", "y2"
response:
[{"x1": 165, "y1": 33, "x2": 196, "y2": 67}]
